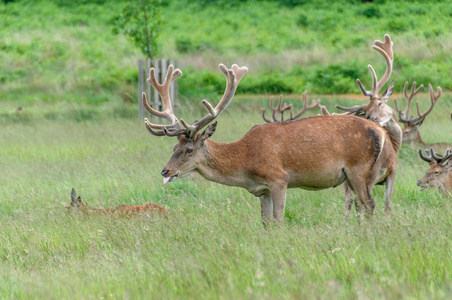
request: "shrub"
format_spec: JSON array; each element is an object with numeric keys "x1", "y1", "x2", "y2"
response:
[
  {"x1": 296, "y1": 13, "x2": 309, "y2": 28},
  {"x1": 240, "y1": 76, "x2": 293, "y2": 94},
  {"x1": 360, "y1": 7, "x2": 381, "y2": 18},
  {"x1": 175, "y1": 38, "x2": 196, "y2": 54}
]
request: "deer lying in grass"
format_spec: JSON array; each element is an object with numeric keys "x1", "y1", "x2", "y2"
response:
[
  {"x1": 141, "y1": 59, "x2": 398, "y2": 224},
  {"x1": 417, "y1": 149, "x2": 452, "y2": 195},
  {"x1": 68, "y1": 188, "x2": 168, "y2": 216},
  {"x1": 393, "y1": 82, "x2": 449, "y2": 148}
]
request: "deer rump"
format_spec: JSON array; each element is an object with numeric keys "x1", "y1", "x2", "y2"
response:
[{"x1": 238, "y1": 115, "x2": 392, "y2": 194}]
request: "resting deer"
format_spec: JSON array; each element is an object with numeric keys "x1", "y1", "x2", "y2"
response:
[
  {"x1": 417, "y1": 148, "x2": 452, "y2": 195},
  {"x1": 319, "y1": 34, "x2": 402, "y2": 215},
  {"x1": 141, "y1": 60, "x2": 398, "y2": 224},
  {"x1": 393, "y1": 82, "x2": 450, "y2": 148},
  {"x1": 68, "y1": 188, "x2": 168, "y2": 216}
]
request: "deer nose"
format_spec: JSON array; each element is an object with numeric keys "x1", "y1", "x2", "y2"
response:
[
  {"x1": 416, "y1": 180, "x2": 421, "y2": 186},
  {"x1": 161, "y1": 169, "x2": 169, "y2": 177}
]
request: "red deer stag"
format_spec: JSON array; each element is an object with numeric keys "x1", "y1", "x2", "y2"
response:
[
  {"x1": 393, "y1": 82, "x2": 449, "y2": 148},
  {"x1": 417, "y1": 148, "x2": 452, "y2": 195},
  {"x1": 321, "y1": 34, "x2": 402, "y2": 215},
  {"x1": 68, "y1": 188, "x2": 168, "y2": 216},
  {"x1": 142, "y1": 62, "x2": 398, "y2": 224}
]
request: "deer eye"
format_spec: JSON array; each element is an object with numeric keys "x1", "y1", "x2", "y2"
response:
[
  {"x1": 434, "y1": 172, "x2": 440, "y2": 175},
  {"x1": 185, "y1": 148, "x2": 193, "y2": 154},
  {"x1": 378, "y1": 102, "x2": 383, "y2": 107}
]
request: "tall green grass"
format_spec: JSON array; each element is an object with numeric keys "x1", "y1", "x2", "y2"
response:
[{"x1": 0, "y1": 96, "x2": 450, "y2": 298}]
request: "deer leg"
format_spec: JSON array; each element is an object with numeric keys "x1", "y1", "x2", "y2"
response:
[
  {"x1": 343, "y1": 183, "x2": 354, "y2": 218},
  {"x1": 270, "y1": 181, "x2": 288, "y2": 223},
  {"x1": 384, "y1": 169, "x2": 396, "y2": 213},
  {"x1": 259, "y1": 192, "x2": 273, "y2": 226},
  {"x1": 346, "y1": 173, "x2": 374, "y2": 217}
]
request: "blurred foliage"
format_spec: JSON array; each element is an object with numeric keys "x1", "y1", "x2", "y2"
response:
[
  {"x1": 0, "y1": 0, "x2": 451, "y2": 104},
  {"x1": 113, "y1": 0, "x2": 161, "y2": 59}
]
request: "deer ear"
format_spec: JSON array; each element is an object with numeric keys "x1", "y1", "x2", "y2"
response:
[
  {"x1": 380, "y1": 80, "x2": 394, "y2": 102},
  {"x1": 71, "y1": 188, "x2": 77, "y2": 201},
  {"x1": 446, "y1": 162, "x2": 452, "y2": 171},
  {"x1": 199, "y1": 121, "x2": 217, "y2": 141}
]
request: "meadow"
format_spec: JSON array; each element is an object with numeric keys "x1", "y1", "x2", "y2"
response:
[
  {"x1": 0, "y1": 94, "x2": 451, "y2": 298},
  {"x1": 1, "y1": 0, "x2": 452, "y2": 298}
]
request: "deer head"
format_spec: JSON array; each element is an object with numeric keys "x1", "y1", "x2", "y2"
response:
[
  {"x1": 417, "y1": 148, "x2": 452, "y2": 193},
  {"x1": 68, "y1": 188, "x2": 88, "y2": 213},
  {"x1": 336, "y1": 34, "x2": 397, "y2": 128},
  {"x1": 142, "y1": 64, "x2": 248, "y2": 184}
]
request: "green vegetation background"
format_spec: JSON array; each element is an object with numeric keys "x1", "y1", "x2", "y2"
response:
[
  {"x1": 1, "y1": 0, "x2": 451, "y2": 106},
  {"x1": 1, "y1": 1, "x2": 452, "y2": 299}
]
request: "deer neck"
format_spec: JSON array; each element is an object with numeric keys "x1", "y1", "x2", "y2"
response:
[
  {"x1": 402, "y1": 126, "x2": 424, "y2": 146},
  {"x1": 382, "y1": 113, "x2": 402, "y2": 153},
  {"x1": 439, "y1": 172, "x2": 452, "y2": 194},
  {"x1": 81, "y1": 204, "x2": 110, "y2": 214},
  {"x1": 195, "y1": 139, "x2": 248, "y2": 188}
]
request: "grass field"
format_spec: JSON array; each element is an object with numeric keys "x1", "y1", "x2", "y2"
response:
[{"x1": 0, "y1": 94, "x2": 451, "y2": 299}]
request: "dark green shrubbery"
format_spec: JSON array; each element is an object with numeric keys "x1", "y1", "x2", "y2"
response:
[
  {"x1": 360, "y1": 6, "x2": 381, "y2": 18},
  {"x1": 240, "y1": 75, "x2": 294, "y2": 95}
]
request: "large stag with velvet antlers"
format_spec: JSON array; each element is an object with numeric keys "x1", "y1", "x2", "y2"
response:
[
  {"x1": 142, "y1": 54, "x2": 398, "y2": 224},
  {"x1": 310, "y1": 34, "x2": 402, "y2": 215}
]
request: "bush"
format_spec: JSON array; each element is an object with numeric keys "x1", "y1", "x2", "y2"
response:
[
  {"x1": 296, "y1": 13, "x2": 309, "y2": 28},
  {"x1": 277, "y1": 0, "x2": 308, "y2": 7},
  {"x1": 360, "y1": 7, "x2": 381, "y2": 18},
  {"x1": 240, "y1": 76, "x2": 293, "y2": 94},
  {"x1": 305, "y1": 63, "x2": 366, "y2": 94},
  {"x1": 175, "y1": 38, "x2": 198, "y2": 54}
]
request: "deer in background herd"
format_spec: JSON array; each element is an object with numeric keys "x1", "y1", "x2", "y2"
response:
[
  {"x1": 68, "y1": 188, "x2": 168, "y2": 216},
  {"x1": 265, "y1": 34, "x2": 402, "y2": 216},
  {"x1": 260, "y1": 91, "x2": 328, "y2": 123},
  {"x1": 393, "y1": 81, "x2": 450, "y2": 149},
  {"x1": 141, "y1": 36, "x2": 400, "y2": 224},
  {"x1": 417, "y1": 149, "x2": 452, "y2": 196}
]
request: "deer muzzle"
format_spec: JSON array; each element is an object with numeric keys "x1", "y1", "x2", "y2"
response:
[{"x1": 161, "y1": 169, "x2": 178, "y2": 184}]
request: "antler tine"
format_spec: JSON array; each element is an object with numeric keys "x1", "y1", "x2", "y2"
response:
[
  {"x1": 335, "y1": 104, "x2": 366, "y2": 116},
  {"x1": 319, "y1": 105, "x2": 331, "y2": 116},
  {"x1": 439, "y1": 148, "x2": 452, "y2": 165},
  {"x1": 278, "y1": 96, "x2": 292, "y2": 122},
  {"x1": 272, "y1": 96, "x2": 282, "y2": 122},
  {"x1": 426, "y1": 148, "x2": 452, "y2": 165},
  {"x1": 181, "y1": 64, "x2": 248, "y2": 136},
  {"x1": 261, "y1": 95, "x2": 292, "y2": 123},
  {"x1": 356, "y1": 64, "x2": 378, "y2": 98},
  {"x1": 395, "y1": 81, "x2": 424, "y2": 124},
  {"x1": 261, "y1": 108, "x2": 272, "y2": 123},
  {"x1": 430, "y1": 147, "x2": 442, "y2": 161},
  {"x1": 261, "y1": 96, "x2": 275, "y2": 123},
  {"x1": 142, "y1": 65, "x2": 187, "y2": 137},
  {"x1": 372, "y1": 35, "x2": 393, "y2": 92},
  {"x1": 411, "y1": 84, "x2": 441, "y2": 126},
  {"x1": 356, "y1": 34, "x2": 393, "y2": 100},
  {"x1": 418, "y1": 148, "x2": 435, "y2": 163},
  {"x1": 145, "y1": 65, "x2": 181, "y2": 123},
  {"x1": 291, "y1": 91, "x2": 322, "y2": 119}
]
